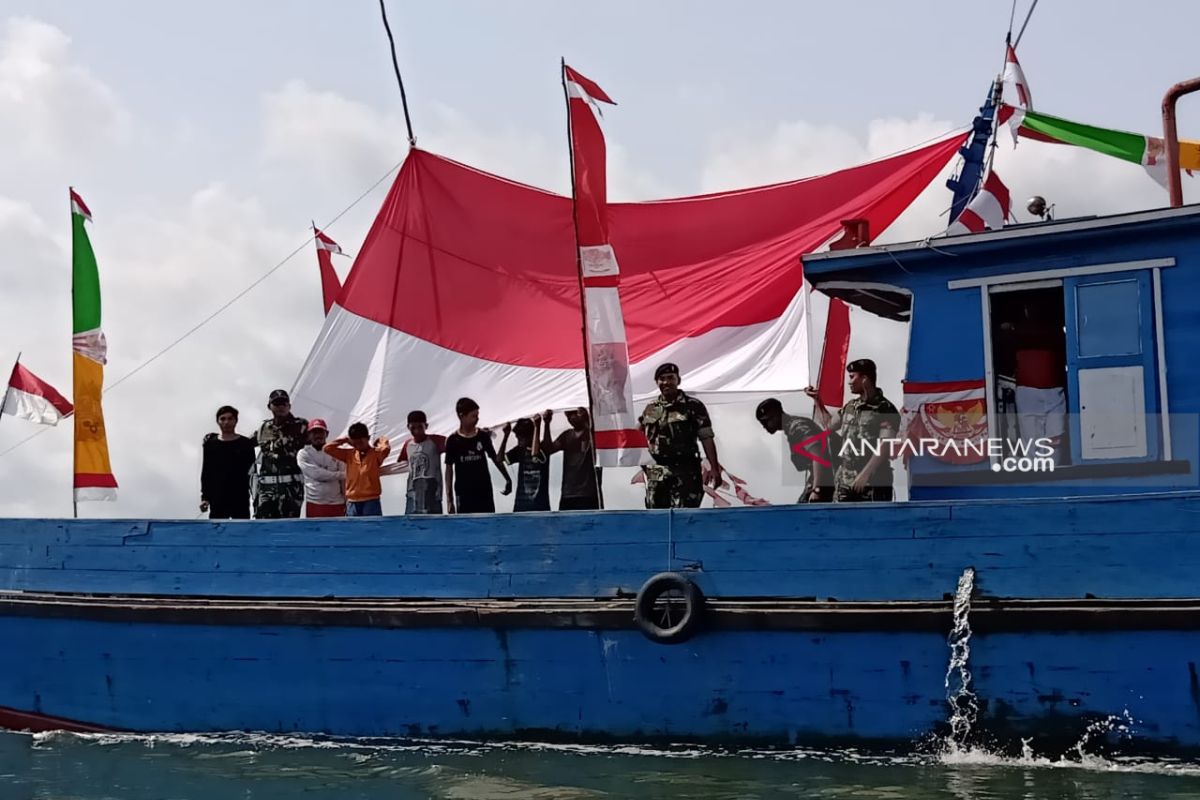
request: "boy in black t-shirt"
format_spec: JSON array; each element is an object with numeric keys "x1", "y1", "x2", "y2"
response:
[
  {"x1": 500, "y1": 416, "x2": 550, "y2": 513},
  {"x1": 444, "y1": 397, "x2": 512, "y2": 514}
]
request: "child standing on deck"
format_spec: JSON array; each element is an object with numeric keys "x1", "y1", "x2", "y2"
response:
[
  {"x1": 324, "y1": 422, "x2": 391, "y2": 517},
  {"x1": 445, "y1": 397, "x2": 512, "y2": 514},
  {"x1": 400, "y1": 410, "x2": 445, "y2": 515},
  {"x1": 500, "y1": 416, "x2": 550, "y2": 513}
]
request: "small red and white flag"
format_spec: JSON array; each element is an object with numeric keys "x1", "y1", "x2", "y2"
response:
[
  {"x1": 1002, "y1": 44, "x2": 1033, "y2": 145},
  {"x1": 4, "y1": 362, "x2": 74, "y2": 426},
  {"x1": 313, "y1": 226, "x2": 345, "y2": 315},
  {"x1": 1002, "y1": 44, "x2": 1033, "y2": 109},
  {"x1": 947, "y1": 170, "x2": 1011, "y2": 235}
]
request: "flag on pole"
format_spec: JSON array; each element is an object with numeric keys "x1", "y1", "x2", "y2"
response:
[
  {"x1": 1002, "y1": 44, "x2": 1032, "y2": 109},
  {"x1": 70, "y1": 189, "x2": 117, "y2": 502},
  {"x1": 564, "y1": 64, "x2": 648, "y2": 467},
  {"x1": 1002, "y1": 105, "x2": 1200, "y2": 189},
  {"x1": 314, "y1": 226, "x2": 344, "y2": 315},
  {"x1": 946, "y1": 170, "x2": 1011, "y2": 235},
  {"x1": 815, "y1": 297, "x2": 852, "y2": 408},
  {"x1": 3, "y1": 362, "x2": 73, "y2": 426}
]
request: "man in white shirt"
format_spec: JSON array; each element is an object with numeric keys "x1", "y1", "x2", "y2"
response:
[{"x1": 297, "y1": 419, "x2": 346, "y2": 517}]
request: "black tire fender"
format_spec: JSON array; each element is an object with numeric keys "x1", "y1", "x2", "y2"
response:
[{"x1": 633, "y1": 572, "x2": 705, "y2": 644}]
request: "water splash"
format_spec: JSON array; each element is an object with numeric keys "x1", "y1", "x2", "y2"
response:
[{"x1": 943, "y1": 566, "x2": 978, "y2": 753}]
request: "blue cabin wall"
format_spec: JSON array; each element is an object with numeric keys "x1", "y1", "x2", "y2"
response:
[{"x1": 807, "y1": 212, "x2": 1200, "y2": 502}]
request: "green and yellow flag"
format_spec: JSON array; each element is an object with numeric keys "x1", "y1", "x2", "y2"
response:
[{"x1": 70, "y1": 189, "x2": 117, "y2": 501}]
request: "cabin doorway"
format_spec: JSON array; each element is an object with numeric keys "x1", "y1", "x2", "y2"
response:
[{"x1": 988, "y1": 284, "x2": 1069, "y2": 464}]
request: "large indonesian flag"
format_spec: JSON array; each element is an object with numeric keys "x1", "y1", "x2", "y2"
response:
[
  {"x1": 565, "y1": 64, "x2": 647, "y2": 466},
  {"x1": 70, "y1": 190, "x2": 117, "y2": 502},
  {"x1": 291, "y1": 132, "x2": 966, "y2": 444},
  {"x1": 3, "y1": 362, "x2": 73, "y2": 425}
]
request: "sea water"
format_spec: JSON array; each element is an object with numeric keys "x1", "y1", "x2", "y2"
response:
[{"x1": 3, "y1": 729, "x2": 1200, "y2": 799}]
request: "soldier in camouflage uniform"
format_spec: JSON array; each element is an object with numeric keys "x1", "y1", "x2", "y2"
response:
[
  {"x1": 252, "y1": 389, "x2": 309, "y2": 519},
  {"x1": 806, "y1": 358, "x2": 899, "y2": 502},
  {"x1": 755, "y1": 397, "x2": 834, "y2": 503},
  {"x1": 638, "y1": 363, "x2": 722, "y2": 509}
]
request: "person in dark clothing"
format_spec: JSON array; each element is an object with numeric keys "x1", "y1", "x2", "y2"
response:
[
  {"x1": 444, "y1": 397, "x2": 512, "y2": 514},
  {"x1": 200, "y1": 405, "x2": 256, "y2": 519},
  {"x1": 500, "y1": 416, "x2": 550, "y2": 513},
  {"x1": 542, "y1": 407, "x2": 602, "y2": 510}
]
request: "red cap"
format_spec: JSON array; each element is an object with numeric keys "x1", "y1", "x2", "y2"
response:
[{"x1": 307, "y1": 419, "x2": 329, "y2": 432}]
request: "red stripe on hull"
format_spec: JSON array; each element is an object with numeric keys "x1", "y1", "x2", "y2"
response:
[{"x1": 0, "y1": 705, "x2": 111, "y2": 734}]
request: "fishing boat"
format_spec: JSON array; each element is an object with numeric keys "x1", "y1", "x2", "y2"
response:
[{"x1": 3, "y1": 37, "x2": 1200, "y2": 756}]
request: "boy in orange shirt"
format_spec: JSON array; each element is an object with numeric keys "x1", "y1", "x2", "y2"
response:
[{"x1": 324, "y1": 422, "x2": 391, "y2": 516}]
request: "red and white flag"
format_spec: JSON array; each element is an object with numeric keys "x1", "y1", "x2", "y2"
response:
[
  {"x1": 314, "y1": 227, "x2": 344, "y2": 316},
  {"x1": 901, "y1": 379, "x2": 988, "y2": 465},
  {"x1": 3, "y1": 362, "x2": 73, "y2": 426},
  {"x1": 1002, "y1": 44, "x2": 1033, "y2": 145},
  {"x1": 947, "y1": 170, "x2": 1011, "y2": 235},
  {"x1": 564, "y1": 64, "x2": 648, "y2": 467}
]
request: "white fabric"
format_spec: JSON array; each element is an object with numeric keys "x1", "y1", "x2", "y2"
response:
[
  {"x1": 2, "y1": 387, "x2": 67, "y2": 426},
  {"x1": 580, "y1": 244, "x2": 619, "y2": 278},
  {"x1": 1015, "y1": 385, "x2": 1066, "y2": 440},
  {"x1": 74, "y1": 487, "x2": 116, "y2": 502},
  {"x1": 297, "y1": 444, "x2": 346, "y2": 505},
  {"x1": 291, "y1": 289, "x2": 810, "y2": 449},
  {"x1": 585, "y1": 286, "x2": 629, "y2": 344}
]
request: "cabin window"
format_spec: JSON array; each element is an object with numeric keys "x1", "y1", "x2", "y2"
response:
[{"x1": 969, "y1": 260, "x2": 1172, "y2": 469}]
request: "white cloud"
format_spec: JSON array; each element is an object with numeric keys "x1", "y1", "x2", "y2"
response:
[{"x1": 0, "y1": 17, "x2": 129, "y2": 161}]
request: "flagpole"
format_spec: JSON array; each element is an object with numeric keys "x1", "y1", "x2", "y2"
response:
[
  {"x1": 560, "y1": 57, "x2": 605, "y2": 510},
  {"x1": 69, "y1": 189, "x2": 78, "y2": 520},
  {"x1": 0, "y1": 352, "x2": 19, "y2": 430}
]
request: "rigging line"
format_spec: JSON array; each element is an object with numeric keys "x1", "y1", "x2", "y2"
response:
[
  {"x1": 0, "y1": 158, "x2": 404, "y2": 461},
  {"x1": 378, "y1": 0, "x2": 416, "y2": 147},
  {"x1": 1013, "y1": 0, "x2": 1040, "y2": 49},
  {"x1": 1007, "y1": 0, "x2": 1019, "y2": 41}
]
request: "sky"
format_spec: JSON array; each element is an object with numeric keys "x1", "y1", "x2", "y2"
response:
[{"x1": 1, "y1": 1, "x2": 1198, "y2": 518}]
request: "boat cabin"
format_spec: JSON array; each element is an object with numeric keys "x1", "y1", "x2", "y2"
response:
[{"x1": 802, "y1": 205, "x2": 1200, "y2": 501}]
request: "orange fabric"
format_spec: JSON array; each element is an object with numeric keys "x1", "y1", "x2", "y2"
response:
[{"x1": 325, "y1": 439, "x2": 391, "y2": 502}]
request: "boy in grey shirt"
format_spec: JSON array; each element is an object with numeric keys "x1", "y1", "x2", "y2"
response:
[{"x1": 400, "y1": 410, "x2": 444, "y2": 514}]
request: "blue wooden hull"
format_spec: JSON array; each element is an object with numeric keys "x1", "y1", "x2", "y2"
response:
[{"x1": 2, "y1": 493, "x2": 1199, "y2": 750}]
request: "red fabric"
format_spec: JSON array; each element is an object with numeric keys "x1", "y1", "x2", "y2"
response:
[
  {"x1": 318, "y1": 248, "x2": 341, "y2": 315},
  {"x1": 569, "y1": 74, "x2": 610, "y2": 246},
  {"x1": 982, "y1": 171, "x2": 1011, "y2": 215},
  {"x1": 1016, "y1": 349, "x2": 1064, "y2": 389},
  {"x1": 593, "y1": 428, "x2": 649, "y2": 449},
  {"x1": 816, "y1": 298, "x2": 851, "y2": 408},
  {"x1": 314, "y1": 228, "x2": 342, "y2": 315},
  {"x1": 338, "y1": 133, "x2": 966, "y2": 370},
  {"x1": 903, "y1": 379, "x2": 985, "y2": 393},
  {"x1": 564, "y1": 66, "x2": 615, "y2": 104},
  {"x1": 8, "y1": 362, "x2": 73, "y2": 417},
  {"x1": 74, "y1": 473, "x2": 118, "y2": 488},
  {"x1": 305, "y1": 502, "x2": 346, "y2": 518}
]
